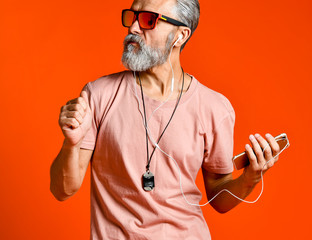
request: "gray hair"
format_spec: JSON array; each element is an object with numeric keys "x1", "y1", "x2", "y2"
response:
[
  {"x1": 173, "y1": 0, "x2": 200, "y2": 50},
  {"x1": 121, "y1": 32, "x2": 174, "y2": 71}
]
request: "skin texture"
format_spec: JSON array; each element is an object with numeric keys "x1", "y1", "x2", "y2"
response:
[
  {"x1": 128, "y1": 0, "x2": 192, "y2": 101},
  {"x1": 203, "y1": 133, "x2": 280, "y2": 213},
  {"x1": 50, "y1": 0, "x2": 281, "y2": 215},
  {"x1": 50, "y1": 91, "x2": 92, "y2": 200}
]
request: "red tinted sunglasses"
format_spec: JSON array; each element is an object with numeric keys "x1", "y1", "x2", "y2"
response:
[{"x1": 122, "y1": 9, "x2": 187, "y2": 30}]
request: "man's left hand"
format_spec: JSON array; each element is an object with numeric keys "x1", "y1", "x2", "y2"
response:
[{"x1": 242, "y1": 133, "x2": 280, "y2": 187}]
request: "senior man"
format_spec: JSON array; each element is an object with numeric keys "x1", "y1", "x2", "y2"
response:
[{"x1": 50, "y1": 0, "x2": 281, "y2": 239}]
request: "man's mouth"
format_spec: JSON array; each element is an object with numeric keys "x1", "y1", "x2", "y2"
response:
[{"x1": 127, "y1": 41, "x2": 139, "y2": 46}]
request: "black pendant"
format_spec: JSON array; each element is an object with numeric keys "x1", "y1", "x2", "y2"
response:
[{"x1": 142, "y1": 171, "x2": 155, "y2": 191}]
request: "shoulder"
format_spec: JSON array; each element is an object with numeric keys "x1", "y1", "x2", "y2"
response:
[
  {"x1": 191, "y1": 75, "x2": 235, "y2": 131},
  {"x1": 82, "y1": 70, "x2": 132, "y2": 103},
  {"x1": 86, "y1": 70, "x2": 131, "y2": 94},
  {"x1": 198, "y1": 82, "x2": 234, "y2": 112},
  {"x1": 81, "y1": 71, "x2": 132, "y2": 123},
  {"x1": 196, "y1": 80, "x2": 234, "y2": 115}
]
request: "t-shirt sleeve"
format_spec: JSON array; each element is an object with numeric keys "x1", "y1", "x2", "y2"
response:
[
  {"x1": 80, "y1": 82, "x2": 98, "y2": 150},
  {"x1": 202, "y1": 107, "x2": 235, "y2": 174}
]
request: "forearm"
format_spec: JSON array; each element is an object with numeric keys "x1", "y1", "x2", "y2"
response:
[
  {"x1": 208, "y1": 174, "x2": 257, "y2": 213},
  {"x1": 50, "y1": 140, "x2": 82, "y2": 201},
  {"x1": 205, "y1": 133, "x2": 281, "y2": 213}
]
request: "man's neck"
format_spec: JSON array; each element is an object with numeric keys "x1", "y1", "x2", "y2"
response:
[{"x1": 137, "y1": 56, "x2": 184, "y2": 99}]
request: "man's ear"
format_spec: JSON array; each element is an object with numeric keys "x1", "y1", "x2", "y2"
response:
[{"x1": 173, "y1": 27, "x2": 191, "y2": 48}]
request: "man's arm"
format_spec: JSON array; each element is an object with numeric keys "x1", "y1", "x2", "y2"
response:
[
  {"x1": 203, "y1": 133, "x2": 280, "y2": 213},
  {"x1": 50, "y1": 90, "x2": 93, "y2": 201},
  {"x1": 50, "y1": 143, "x2": 93, "y2": 201},
  {"x1": 202, "y1": 170, "x2": 256, "y2": 213}
]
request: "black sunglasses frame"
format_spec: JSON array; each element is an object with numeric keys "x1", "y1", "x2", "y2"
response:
[{"x1": 122, "y1": 9, "x2": 188, "y2": 30}]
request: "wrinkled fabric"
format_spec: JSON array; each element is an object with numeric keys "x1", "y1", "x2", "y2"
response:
[{"x1": 80, "y1": 71, "x2": 235, "y2": 240}]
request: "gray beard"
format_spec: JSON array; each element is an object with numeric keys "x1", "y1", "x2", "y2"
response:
[{"x1": 121, "y1": 33, "x2": 174, "y2": 72}]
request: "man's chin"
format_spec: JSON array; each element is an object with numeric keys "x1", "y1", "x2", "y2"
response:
[
  {"x1": 123, "y1": 65, "x2": 147, "y2": 72},
  {"x1": 121, "y1": 60, "x2": 149, "y2": 72},
  {"x1": 121, "y1": 59, "x2": 138, "y2": 72}
]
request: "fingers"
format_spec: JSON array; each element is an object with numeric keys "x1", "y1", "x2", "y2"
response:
[
  {"x1": 249, "y1": 134, "x2": 266, "y2": 164},
  {"x1": 245, "y1": 143, "x2": 258, "y2": 169},
  {"x1": 243, "y1": 133, "x2": 281, "y2": 186},
  {"x1": 265, "y1": 133, "x2": 280, "y2": 161},
  {"x1": 255, "y1": 133, "x2": 273, "y2": 163},
  {"x1": 65, "y1": 96, "x2": 87, "y2": 111},
  {"x1": 245, "y1": 133, "x2": 280, "y2": 171},
  {"x1": 60, "y1": 110, "x2": 84, "y2": 124},
  {"x1": 80, "y1": 90, "x2": 89, "y2": 108},
  {"x1": 59, "y1": 91, "x2": 90, "y2": 130},
  {"x1": 60, "y1": 117, "x2": 80, "y2": 129}
]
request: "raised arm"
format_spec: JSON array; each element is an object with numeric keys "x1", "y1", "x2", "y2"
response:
[{"x1": 50, "y1": 90, "x2": 93, "y2": 201}]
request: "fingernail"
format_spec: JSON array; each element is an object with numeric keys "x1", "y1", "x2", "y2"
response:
[
  {"x1": 249, "y1": 135, "x2": 255, "y2": 140},
  {"x1": 255, "y1": 133, "x2": 260, "y2": 138},
  {"x1": 265, "y1": 133, "x2": 272, "y2": 138}
]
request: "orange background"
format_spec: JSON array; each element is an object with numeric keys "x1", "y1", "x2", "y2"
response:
[{"x1": 1, "y1": 0, "x2": 311, "y2": 239}]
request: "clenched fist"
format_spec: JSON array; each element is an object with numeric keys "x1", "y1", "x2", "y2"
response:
[{"x1": 58, "y1": 90, "x2": 92, "y2": 146}]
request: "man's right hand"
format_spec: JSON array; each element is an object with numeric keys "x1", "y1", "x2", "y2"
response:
[{"x1": 58, "y1": 90, "x2": 92, "y2": 147}]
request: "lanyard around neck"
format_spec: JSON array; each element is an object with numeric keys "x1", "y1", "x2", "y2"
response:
[{"x1": 138, "y1": 69, "x2": 185, "y2": 172}]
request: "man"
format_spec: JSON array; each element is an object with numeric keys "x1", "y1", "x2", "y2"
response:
[{"x1": 50, "y1": 0, "x2": 281, "y2": 239}]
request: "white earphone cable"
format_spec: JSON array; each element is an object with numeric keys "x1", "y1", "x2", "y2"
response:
[
  {"x1": 134, "y1": 91, "x2": 289, "y2": 206},
  {"x1": 132, "y1": 37, "x2": 288, "y2": 207}
]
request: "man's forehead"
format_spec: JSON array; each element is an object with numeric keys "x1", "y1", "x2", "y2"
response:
[{"x1": 131, "y1": 0, "x2": 176, "y2": 16}]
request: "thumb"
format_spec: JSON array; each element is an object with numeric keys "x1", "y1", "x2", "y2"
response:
[{"x1": 80, "y1": 90, "x2": 90, "y2": 110}]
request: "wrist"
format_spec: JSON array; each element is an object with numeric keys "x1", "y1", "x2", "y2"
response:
[
  {"x1": 241, "y1": 170, "x2": 259, "y2": 188},
  {"x1": 62, "y1": 139, "x2": 81, "y2": 150}
]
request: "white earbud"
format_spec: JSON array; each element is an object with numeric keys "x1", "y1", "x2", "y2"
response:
[
  {"x1": 173, "y1": 34, "x2": 183, "y2": 47},
  {"x1": 170, "y1": 34, "x2": 183, "y2": 92}
]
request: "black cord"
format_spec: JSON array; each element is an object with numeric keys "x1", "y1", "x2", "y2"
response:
[
  {"x1": 138, "y1": 68, "x2": 185, "y2": 171},
  {"x1": 138, "y1": 73, "x2": 150, "y2": 169}
]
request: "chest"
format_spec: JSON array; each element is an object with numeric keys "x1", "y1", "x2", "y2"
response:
[{"x1": 97, "y1": 95, "x2": 205, "y2": 176}]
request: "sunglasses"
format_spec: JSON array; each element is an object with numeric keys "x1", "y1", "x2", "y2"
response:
[{"x1": 122, "y1": 9, "x2": 187, "y2": 30}]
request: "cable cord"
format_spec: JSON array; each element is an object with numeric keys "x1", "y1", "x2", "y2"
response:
[
  {"x1": 133, "y1": 73, "x2": 289, "y2": 206},
  {"x1": 134, "y1": 41, "x2": 178, "y2": 126},
  {"x1": 131, "y1": 39, "x2": 289, "y2": 207},
  {"x1": 137, "y1": 69, "x2": 184, "y2": 170},
  {"x1": 133, "y1": 40, "x2": 183, "y2": 155},
  {"x1": 134, "y1": 96, "x2": 289, "y2": 206}
]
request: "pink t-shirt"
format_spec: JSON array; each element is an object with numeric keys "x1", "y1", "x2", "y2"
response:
[{"x1": 80, "y1": 71, "x2": 235, "y2": 240}]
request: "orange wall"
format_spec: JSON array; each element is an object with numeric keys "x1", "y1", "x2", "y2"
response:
[{"x1": 1, "y1": 0, "x2": 311, "y2": 239}]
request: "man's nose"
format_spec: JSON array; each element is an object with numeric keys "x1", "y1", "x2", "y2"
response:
[{"x1": 128, "y1": 19, "x2": 142, "y2": 35}]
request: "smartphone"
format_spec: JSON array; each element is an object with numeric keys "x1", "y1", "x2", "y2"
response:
[{"x1": 232, "y1": 133, "x2": 290, "y2": 170}]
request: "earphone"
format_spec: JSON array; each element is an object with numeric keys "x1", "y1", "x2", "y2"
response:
[
  {"x1": 169, "y1": 34, "x2": 183, "y2": 91},
  {"x1": 173, "y1": 34, "x2": 183, "y2": 47},
  {"x1": 132, "y1": 34, "x2": 184, "y2": 128},
  {"x1": 132, "y1": 32, "x2": 288, "y2": 207},
  {"x1": 133, "y1": 72, "x2": 289, "y2": 206},
  {"x1": 132, "y1": 31, "x2": 289, "y2": 207},
  {"x1": 134, "y1": 34, "x2": 184, "y2": 119}
]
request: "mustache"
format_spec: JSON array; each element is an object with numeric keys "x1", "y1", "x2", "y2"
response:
[{"x1": 123, "y1": 34, "x2": 144, "y2": 47}]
